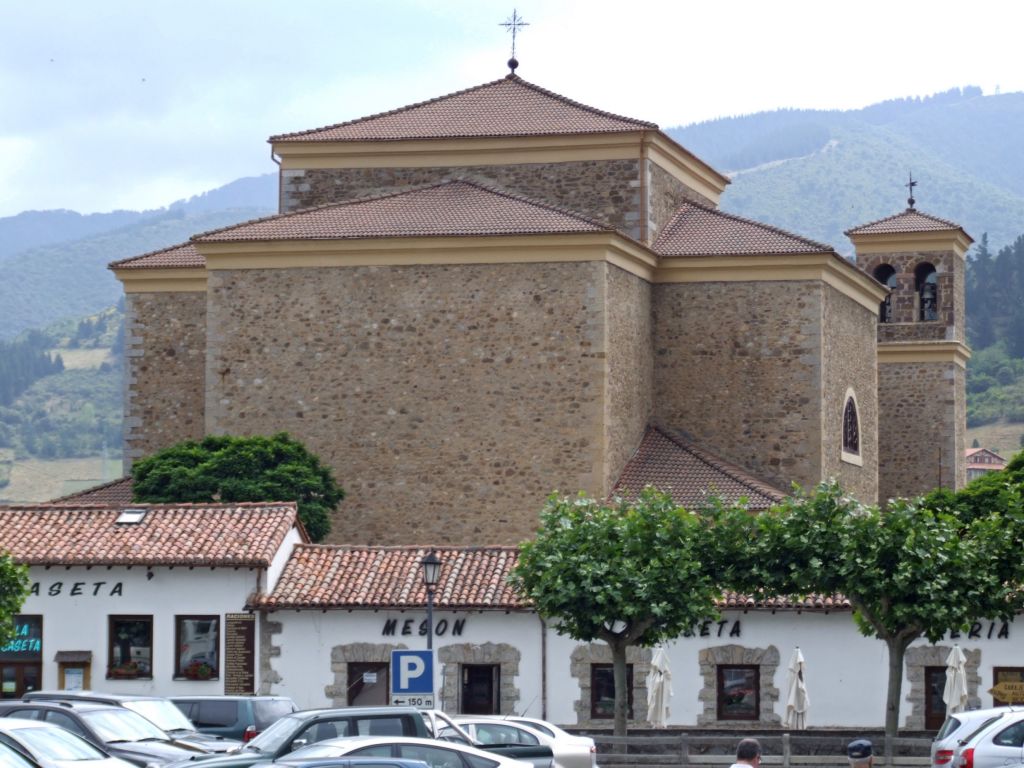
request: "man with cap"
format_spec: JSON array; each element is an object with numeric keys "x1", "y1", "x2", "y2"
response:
[
  {"x1": 847, "y1": 739, "x2": 873, "y2": 768},
  {"x1": 729, "y1": 738, "x2": 761, "y2": 768}
]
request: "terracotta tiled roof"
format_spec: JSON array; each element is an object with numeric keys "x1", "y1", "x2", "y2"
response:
[
  {"x1": 271, "y1": 75, "x2": 656, "y2": 143},
  {"x1": 0, "y1": 502, "x2": 301, "y2": 567},
  {"x1": 844, "y1": 208, "x2": 965, "y2": 236},
  {"x1": 49, "y1": 477, "x2": 135, "y2": 506},
  {"x1": 612, "y1": 426, "x2": 786, "y2": 511},
  {"x1": 653, "y1": 201, "x2": 833, "y2": 256},
  {"x1": 255, "y1": 545, "x2": 527, "y2": 610},
  {"x1": 108, "y1": 242, "x2": 204, "y2": 271},
  {"x1": 254, "y1": 543, "x2": 846, "y2": 614},
  {"x1": 194, "y1": 181, "x2": 607, "y2": 243},
  {"x1": 721, "y1": 592, "x2": 851, "y2": 612}
]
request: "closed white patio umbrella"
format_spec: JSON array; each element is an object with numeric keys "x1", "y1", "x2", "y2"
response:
[
  {"x1": 784, "y1": 646, "x2": 809, "y2": 729},
  {"x1": 646, "y1": 645, "x2": 672, "y2": 728},
  {"x1": 943, "y1": 645, "x2": 969, "y2": 714}
]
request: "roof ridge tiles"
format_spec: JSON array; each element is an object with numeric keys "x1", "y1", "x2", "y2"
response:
[
  {"x1": 844, "y1": 207, "x2": 964, "y2": 236},
  {"x1": 651, "y1": 426, "x2": 787, "y2": 502},
  {"x1": 269, "y1": 74, "x2": 657, "y2": 142},
  {"x1": 191, "y1": 179, "x2": 612, "y2": 243},
  {"x1": 656, "y1": 199, "x2": 835, "y2": 255},
  {"x1": 108, "y1": 240, "x2": 199, "y2": 270}
]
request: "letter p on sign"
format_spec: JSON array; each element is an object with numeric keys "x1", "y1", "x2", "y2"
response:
[{"x1": 400, "y1": 655, "x2": 424, "y2": 688}]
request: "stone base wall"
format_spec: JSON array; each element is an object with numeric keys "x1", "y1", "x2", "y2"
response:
[
  {"x1": 652, "y1": 281, "x2": 823, "y2": 493},
  {"x1": 904, "y1": 645, "x2": 981, "y2": 729},
  {"x1": 326, "y1": 641, "x2": 405, "y2": 706},
  {"x1": 282, "y1": 160, "x2": 643, "y2": 240},
  {"x1": 258, "y1": 615, "x2": 283, "y2": 694},
  {"x1": 439, "y1": 642, "x2": 521, "y2": 714},
  {"x1": 878, "y1": 361, "x2": 966, "y2": 502},
  {"x1": 123, "y1": 291, "x2": 207, "y2": 469},
  {"x1": 205, "y1": 261, "x2": 610, "y2": 545},
  {"x1": 697, "y1": 644, "x2": 781, "y2": 726},
  {"x1": 570, "y1": 643, "x2": 654, "y2": 728}
]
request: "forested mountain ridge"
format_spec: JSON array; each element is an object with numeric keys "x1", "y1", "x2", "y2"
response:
[
  {"x1": 668, "y1": 87, "x2": 1024, "y2": 255},
  {"x1": 0, "y1": 174, "x2": 277, "y2": 341}
]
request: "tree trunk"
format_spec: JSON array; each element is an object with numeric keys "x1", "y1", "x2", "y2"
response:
[
  {"x1": 611, "y1": 636, "x2": 629, "y2": 737},
  {"x1": 884, "y1": 636, "x2": 913, "y2": 766}
]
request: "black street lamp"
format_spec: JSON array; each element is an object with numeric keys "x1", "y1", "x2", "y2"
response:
[{"x1": 420, "y1": 550, "x2": 442, "y2": 651}]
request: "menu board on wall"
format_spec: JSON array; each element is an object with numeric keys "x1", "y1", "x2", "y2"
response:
[{"x1": 224, "y1": 613, "x2": 255, "y2": 695}]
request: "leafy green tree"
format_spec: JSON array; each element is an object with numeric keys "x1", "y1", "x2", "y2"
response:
[
  {"x1": 131, "y1": 433, "x2": 344, "y2": 541},
  {"x1": 721, "y1": 483, "x2": 1024, "y2": 762},
  {"x1": 0, "y1": 553, "x2": 30, "y2": 647},
  {"x1": 510, "y1": 489, "x2": 722, "y2": 736}
]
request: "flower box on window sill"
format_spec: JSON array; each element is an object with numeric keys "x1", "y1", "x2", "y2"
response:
[{"x1": 181, "y1": 661, "x2": 218, "y2": 680}]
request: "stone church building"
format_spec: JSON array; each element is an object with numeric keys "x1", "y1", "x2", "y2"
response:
[{"x1": 110, "y1": 72, "x2": 972, "y2": 545}]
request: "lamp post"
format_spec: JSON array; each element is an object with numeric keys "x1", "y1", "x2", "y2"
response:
[{"x1": 420, "y1": 550, "x2": 442, "y2": 651}]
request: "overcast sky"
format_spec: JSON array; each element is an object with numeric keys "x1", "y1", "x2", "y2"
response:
[{"x1": 2, "y1": 0, "x2": 1021, "y2": 217}]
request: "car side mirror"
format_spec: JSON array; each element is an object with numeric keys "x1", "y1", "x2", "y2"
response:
[{"x1": 291, "y1": 739, "x2": 308, "y2": 750}]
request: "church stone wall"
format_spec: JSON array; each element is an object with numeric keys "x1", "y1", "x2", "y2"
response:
[
  {"x1": 282, "y1": 160, "x2": 643, "y2": 239},
  {"x1": 820, "y1": 287, "x2": 879, "y2": 504},
  {"x1": 877, "y1": 361, "x2": 966, "y2": 502},
  {"x1": 123, "y1": 291, "x2": 207, "y2": 469},
  {"x1": 603, "y1": 265, "x2": 653, "y2": 494},
  {"x1": 203, "y1": 261, "x2": 610, "y2": 545},
  {"x1": 645, "y1": 162, "x2": 716, "y2": 246},
  {"x1": 651, "y1": 281, "x2": 823, "y2": 493}
]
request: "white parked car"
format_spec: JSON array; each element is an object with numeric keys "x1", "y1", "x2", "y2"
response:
[
  {"x1": 281, "y1": 735, "x2": 536, "y2": 768},
  {"x1": 447, "y1": 718, "x2": 596, "y2": 768},
  {"x1": 932, "y1": 707, "x2": 1018, "y2": 767},
  {"x1": 952, "y1": 710, "x2": 1024, "y2": 768},
  {"x1": 0, "y1": 718, "x2": 136, "y2": 768}
]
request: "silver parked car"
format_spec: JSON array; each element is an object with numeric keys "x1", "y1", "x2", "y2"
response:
[
  {"x1": 447, "y1": 718, "x2": 596, "y2": 768},
  {"x1": 952, "y1": 710, "x2": 1024, "y2": 768},
  {"x1": 0, "y1": 718, "x2": 135, "y2": 768},
  {"x1": 933, "y1": 707, "x2": 1019, "y2": 767}
]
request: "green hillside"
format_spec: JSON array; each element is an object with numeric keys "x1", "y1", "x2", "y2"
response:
[{"x1": 669, "y1": 88, "x2": 1024, "y2": 255}]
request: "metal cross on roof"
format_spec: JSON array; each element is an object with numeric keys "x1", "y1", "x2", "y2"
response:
[
  {"x1": 500, "y1": 9, "x2": 529, "y2": 74},
  {"x1": 906, "y1": 172, "x2": 918, "y2": 210}
]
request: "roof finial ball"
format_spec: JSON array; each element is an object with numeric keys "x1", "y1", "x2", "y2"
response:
[{"x1": 500, "y1": 9, "x2": 528, "y2": 76}]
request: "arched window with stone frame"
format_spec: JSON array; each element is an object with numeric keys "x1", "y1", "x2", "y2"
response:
[
  {"x1": 915, "y1": 262, "x2": 939, "y2": 322},
  {"x1": 841, "y1": 388, "x2": 862, "y2": 467},
  {"x1": 873, "y1": 264, "x2": 897, "y2": 323}
]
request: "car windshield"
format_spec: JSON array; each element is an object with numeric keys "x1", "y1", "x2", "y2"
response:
[
  {"x1": 81, "y1": 708, "x2": 169, "y2": 742},
  {"x1": 0, "y1": 745, "x2": 36, "y2": 768},
  {"x1": 245, "y1": 714, "x2": 305, "y2": 753},
  {"x1": 123, "y1": 700, "x2": 195, "y2": 733},
  {"x1": 12, "y1": 726, "x2": 109, "y2": 761},
  {"x1": 253, "y1": 700, "x2": 298, "y2": 730},
  {"x1": 935, "y1": 716, "x2": 964, "y2": 741}
]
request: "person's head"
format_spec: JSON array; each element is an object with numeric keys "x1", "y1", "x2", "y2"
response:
[
  {"x1": 736, "y1": 738, "x2": 762, "y2": 765},
  {"x1": 847, "y1": 738, "x2": 873, "y2": 767}
]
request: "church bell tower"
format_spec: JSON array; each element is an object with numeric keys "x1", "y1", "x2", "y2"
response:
[{"x1": 846, "y1": 191, "x2": 972, "y2": 502}]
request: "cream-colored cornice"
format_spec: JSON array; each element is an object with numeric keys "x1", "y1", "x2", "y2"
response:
[
  {"x1": 112, "y1": 268, "x2": 207, "y2": 294},
  {"x1": 654, "y1": 252, "x2": 888, "y2": 313},
  {"x1": 273, "y1": 133, "x2": 648, "y2": 169},
  {"x1": 644, "y1": 132, "x2": 728, "y2": 205},
  {"x1": 848, "y1": 229, "x2": 972, "y2": 259},
  {"x1": 197, "y1": 234, "x2": 660, "y2": 282},
  {"x1": 878, "y1": 340, "x2": 971, "y2": 368}
]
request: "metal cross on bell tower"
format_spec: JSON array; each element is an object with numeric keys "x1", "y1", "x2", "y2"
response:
[
  {"x1": 500, "y1": 9, "x2": 529, "y2": 74},
  {"x1": 906, "y1": 172, "x2": 918, "y2": 210}
]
